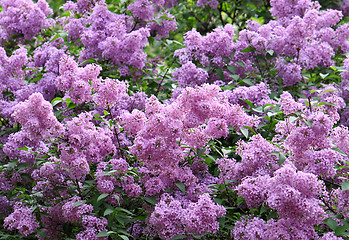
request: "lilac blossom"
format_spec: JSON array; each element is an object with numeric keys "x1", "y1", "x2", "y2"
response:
[
  {"x1": 11, "y1": 92, "x2": 64, "y2": 141},
  {"x1": 128, "y1": 0, "x2": 154, "y2": 21},
  {"x1": 4, "y1": 203, "x2": 39, "y2": 236},
  {"x1": 0, "y1": 0, "x2": 54, "y2": 41},
  {"x1": 61, "y1": 196, "x2": 93, "y2": 223},
  {"x1": 196, "y1": 0, "x2": 218, "y2": 9}
]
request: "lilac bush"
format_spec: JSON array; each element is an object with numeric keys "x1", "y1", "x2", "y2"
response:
[{"x1": 0, "y1": 0, "x2": 349, "y2": 239}]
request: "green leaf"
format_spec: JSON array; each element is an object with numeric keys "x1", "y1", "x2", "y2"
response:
[
  {"x1": 96, "y1": 231, "x2": 109, "y2": 237},
  {"x1": 243, "y1": 126, "x2": 256, "y2": 135},
  {"x1": 175, "y1": 182, "x2": 186, "y2": 194},
  {"x1": 73, "y1": 201, "x2": 85, "y2": 208},
  {"x1": 97, "y1": 193, "x2": 109, "y2": 202},
  {"x1": 269, "y1": 151, "x2": 286, "y2": 165},
  {"x1": 104, "y1": 208, "x2": 114, "y2": 216},
  {"x1": 196, "y1": 148, "x2": 206, "y2": 157},
  {"x1": 116, "y1": 215, "x2": 125, "y2": 225},
  {"x1": 242, "y1": 78, "x2": 253, "y2": 86},
  {"x1": 171, "y1": 235, "x2": 187, "y2": 239},
  {"x1": 240, "y1": 128, "x2": 249, "y2": 138},
  {"x1": 325, "y1": 218, "x2": 338, "y2": 230},
  {"x1": 263, "y1": 104, "x2": 275, "y2": 111},
  {"x1": 241, "y1": 99, "x2": 254, "y2": 109},
  {"x1": 230, "y1": 74, "x2": 240, "y2": 81},
  {"x1": 16, "y1": 146, "x2": 29, "y2": 151},
  {"x1": 278, "y1": 152, "x2": 286, "y2": 165},
  {"x1": 227, "y1": 65, "x2": 236, "y2": 74},
  {"x1": 335, "y1": 225, "x2": 349, "y2": 236},
  {"x1": 304, "y1": 120, "x2": 313, "y2": 128},
  {"x1": 119, "y1": 235, "x2": 129, "y2": 240},
  {"x1": 241, "y1": 46, "x2": 256, "y2": 53},
  {"x1": 236, "y1": 62, "x2": 245, "y2": 68},
  {"x1": 288, "y1": 116, "x2": 298, "y2": 123},
  {"x1": 266, "y1": 49, "x2": 274, "y2": 56},
  {"x1": 341, "y1": 181, "x2": 349, "y2": 191},
  {"x1": 319, "y1": 73, "x2": 329, "y2": 79},
  {"x1": 144, "y1": 196, "x2": 157, "y2": 205},
  {"x1": 115, "y1": 207, "x2": 134, "y2": 215},
  {"x1": 103, "y1": 110, "x2": 110, "y2": 116},
  {"x1": 331, "y1": 147, "x2": 347, "y2": 156},
  {"x1": 65, "y1": 98, "x2": 72, "y2": 107},
  {"x1": 322, "y1": 89, "x2": 338, "y2": 94},
  {"x1": 252, "y1": 106, "x2": 263, "y2": 113},
  {"x1": 318, "y1": 102, "x2": 338, "y2": 107},
  {"x1": 216, "y1": 68, "x2": 224, "y2": 80}
]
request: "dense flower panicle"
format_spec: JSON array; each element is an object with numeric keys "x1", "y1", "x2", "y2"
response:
[
  {"x1": 269, "y1": 0, "x2": 315, "y2": 18},
  {"x1": 0, "y1": 196, "x2": 12, "y2": 216},
  {"x1": 57, "y1": 112, "x2": 115, "y2": 179},
  {"x1": 203, "y1": 117, "x2": 229, "y2": 139},
  {"x1": 96, "y1": 158, "x2": 142, "y2": 198},
  {"x1": 267, "y1": 163, "x2": 325, "y2": 224},
  {"x1": 300, "y1": 149, "x2": 343, "y2": 178},
  {"x1": 2, "y1": 130, "x2": 49, "y2": 163},
  {"x1": 127, "y1": 84, "x2": 258, "y2": 175},
  {"x1": 274, "y1": 90, "x2": 346, "y2": 178},
  {"x1": 96, "y1": 162, "x2": 116, "y2": 194},
  {"x1": 62, "y1": 196, "x2": 93, "y2": 223},
  {"x1": 196, "y1": 0, "x2": 218, "y2": 9},
  {"x1": 264, "y1": 218, "x2": 320, "y2": 239},
  {"x1": 175, "y1": 24, "x2": 235, "y2": 68},
  {"x1": 227, "y1": 82, "x2": 276, "y2": 107},
  {"x1": 4, "y1": 203, "x2": 39, "y2": 236},
  {"x1": 233, "y1": 216, "x2": 343, "y2": 240},
  {"x1": 147, "y1": 194, "x2": 185, "y2": 240},
  {"x1": 31, "y1": 157, "x2": 69, "y2": 197},
  {"x1": 64, "y1": 112, "x2": 116, "y2": 163},
  {"x1": 63, "y1": 2, "x2": 153, "y2": 72},
  {"x1": 0, "y1": 0, "x2": 53, "y2": 41},
  {"x1": 172, "y1": 61, "x2": 208, "y2": 87},
  {"x1": 340, "y1": 56, "x2": 349, "y2": 99},
  {"x1": 148, "y1": 193, "x2": 225, "y2": 239},
  {"x1": 236, "y1": 175, "x2": 270, "y2": 208},
  {"x1": 148, "y1": 11, "x2": 177, "y2": 39},
  {"x1": 320, "y1": 232, "x2": 346, "y2": 240},
  {"x1": 174, "y1": 84, "x2": 259, "y2": 129},
  {"x1": 275, "y1": 60, "x2": 303, "y2": 86},
  {"x1": 233, "y1": 217, "x2": 267, "y2": 240},
  {"x1": 64, "y1": 0, "x2": 103, "y2": 13},
  {"x1": 57, "y1": 56, "x2": 103, "y2": 104},
  {"x1": 63, "y1": 17, "x2": 87, "y2": 43},
  {"x1": 0, "y1": 47, "x2": 28, "y2": 93},
  {"x1": 30, "y1": 37, "x2": 67, "y2": 74},
  {"x1": 120, "y1": 109, "x2": 147, "y2": 136},
  {"x1": 99, "y1": 27, "x2": 150, "y2": 70},
  {"x1": 76, "y1": 215, "x2": 108, "y2": 240},
  {"x1": 227, "y1": 4, "x2": 346, "y2": 86},
  {"x1": 182, "y1": 193, "x2": 226, "y2": 235},
  {"x1": 128, "y1": 0, "x2": 154, "y2": 21},
  {"x1": 94, "y1": 78, "x2": 129, "y2": 108},
  {"x1": 234, "y1": 134, "x2": 280, "y2": 179},
  {"x1": 330, "y1": 126, "x2": 349, "y2": 159},
  {"x1": 144, "y1": 177, "x2": 166, "y2": 196},
  {"x1": 11, "y1": 92, "x2": 64, "y2": 141},
  {"x1": 60, "y1": 148, "x2": 90, "y2": 179},
  {"x1": 235, "y1": 164, "x2": 328, "y2": 239},
  {"x1": 332, "y1": 188, "x2": 349, "y2": 218},
  {"x1": 39, "y1": 205, "x2": 66, "y2": 239}
]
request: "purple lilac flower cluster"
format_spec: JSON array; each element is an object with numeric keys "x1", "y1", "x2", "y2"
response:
[
  {"x1": 0, "y1": 0, "x2": 53, "y2": 41},
  {"x1": 0, "y1": 0, "x2": 349, "y2": 239}
]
